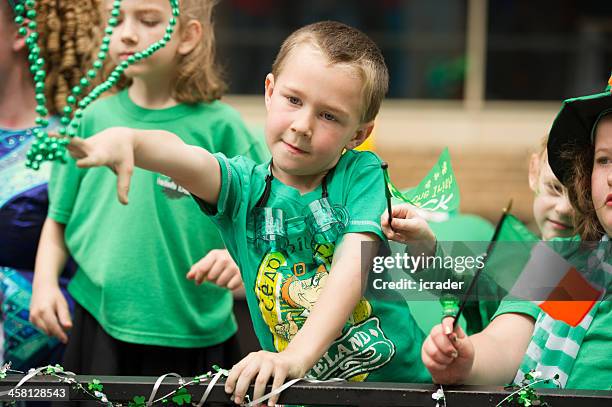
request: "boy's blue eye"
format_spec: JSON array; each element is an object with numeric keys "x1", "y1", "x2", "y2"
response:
[
  {"x1": 321, "y1": 112, "x2": 337, "y2": 122},
  {"x1": 287, "y1": 96, "x2": 301, "y2": 105}
]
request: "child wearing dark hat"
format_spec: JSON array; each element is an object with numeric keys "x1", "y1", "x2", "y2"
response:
[{"x1": 420, "y1": 76, "x2": 612, "y2": 390}]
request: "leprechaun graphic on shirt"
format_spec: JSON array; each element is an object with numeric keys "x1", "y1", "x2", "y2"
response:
[{"x1": 254, "y1": 241, "x2": 395, "y2": 381}]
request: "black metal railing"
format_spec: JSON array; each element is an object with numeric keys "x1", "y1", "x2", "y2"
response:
[{"x1": 2, "y1": 374, "x2": 611, "y2": 406}]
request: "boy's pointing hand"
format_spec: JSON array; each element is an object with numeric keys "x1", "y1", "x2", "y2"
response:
[{"x1": 67, "y1": 128, "x2": 135, "y2": 205}]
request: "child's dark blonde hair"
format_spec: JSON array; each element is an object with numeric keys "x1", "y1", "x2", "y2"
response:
[
  {"x1": 173, "y1": 0, "x2": 225, "y2": 102},
  {"x1": 271, "y1": 21, "x2": 388, "y2": 123},
  {"x1": 113, "y1": 0, "x2": 225, "y2": 103}
]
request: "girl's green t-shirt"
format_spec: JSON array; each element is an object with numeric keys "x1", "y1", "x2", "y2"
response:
[{"x1": 49, "y1": 90, "x2": 268, "y2": 347}]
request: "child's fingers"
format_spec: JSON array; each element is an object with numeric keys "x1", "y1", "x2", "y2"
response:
[
  {"x1": 75, "y1": 155, "x2": 100, "y2": 168},
  {"x1": 115, "y1": 162, "x2": 133, "y2": 205},
  {"x1": 441, "y1": 317, "x2": 455, "y2": 335},
  {"x1": 188, "y1": 254, "x2": 216, "y2": 283},
  {"x1": 215, "y1": 262, "x2": 240, "y2": 288},
  {"x1": 233, "y1": 363, "x2": 259, "y2": 405},
  {"x1": 268, "y1": 367, "x2": 288, "y2": 406},
  {"x1": 423, "y1": 324, "x2": 454, "y2": 361},
  {"x1": 442, "y1": 316, "x2": 467, "y2": 342},
  {"x1": 225, "y1": 356, "x2": 249, "y2": 394},
  {"x1": 392, "y1": 203, "x2": 417, "y2": 219},
  {"x1": 206, "y1": 257, "x2": 227, "y2": 283},
  {"x1": 252, "y1": 362, "x2": 273, "y2": 405},
  {"x1": 423, "y1": 336, "x2": 455, "y2": 365},
  {"x1": 454, "y1": 323, "x2": 467, "y2": 340},
  {"x1": 68, "y1": 136, "x2": 85, "y2": 149},
  {"x1": 189, "y1": 253, "x2": 217, "y2": 282},
  {"x1": 43, "y1": 308, "x2": 68, "y2": 344},
  {"x1": 380, "y1": 209, "x2": 390, "y2": 227},
  {"x1": 431, "y1": 328, "x2": 459, "y2": 359},
  {"x1": 66, "y1": 143, "x2": 86, "y2": 159},
  {"x1": 227, "y1": 274, "x2": 243, "y2": 291},
  {"x1": 380, "y1": 211, "x2": 394, "y2": 238},
  {"x1": 57, "y1": 300, "x2": 73, "y2": 330},
  {"x1": 390, "y1": 217, "x2": 421, "y2": 235},
  {"x1": 214, "y1": 269, "x2": 233, "y2": 288},
  {"x1": 421, "y1": 345, "x2": 450, "y2": 373},
  {"x1": 29, "y1": 313, "x2": 48, "y2": 337},
  {"x1": 67, "y1": 137, "x2": 87, "y2": 158}
]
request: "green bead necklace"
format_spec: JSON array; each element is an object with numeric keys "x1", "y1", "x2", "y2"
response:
[{"x1": 14, "y1": 0, "x2": 181, "y2": 170}]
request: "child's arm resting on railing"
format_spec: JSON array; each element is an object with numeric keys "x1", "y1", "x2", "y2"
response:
[
  {"x1": 67, "y1": 127, "x2": 221, "y2": 205},
  {"x1": 224, "y1": 232, "x2": 377, "y2": 406}
]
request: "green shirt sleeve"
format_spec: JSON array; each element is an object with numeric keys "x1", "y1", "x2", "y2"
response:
[
  {"x1": 192, "y1": 152, "x2": 258, "y2": 222},
  {"x1": 493, "y1": 299, "x2": 541, "y2": 320},
  {"x1": 342, "y1": 151, "x2": 386, "y2": 240}
]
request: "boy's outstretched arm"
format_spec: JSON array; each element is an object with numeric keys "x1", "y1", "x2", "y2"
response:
[
  {"x1": 225, "y1": 232, "x2": 376, "y2": 406},
  {"x1": 67, "y1": 127, "x2": 221, "y2": 205}
]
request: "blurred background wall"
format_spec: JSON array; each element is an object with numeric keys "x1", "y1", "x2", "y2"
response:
[{"x1": 214, "y1": 0, "x2": 612, "y2": 225}]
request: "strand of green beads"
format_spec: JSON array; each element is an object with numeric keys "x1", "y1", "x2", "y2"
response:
[
  {"x1": 22, "y1": 0, "x2": 181, "y2": 170},
  {"x1": 13, "y1": 0, "x2": 48, "y2": 170},
  {"x1": 20, "y1": 0, "x2": 124, "y2": 169}
]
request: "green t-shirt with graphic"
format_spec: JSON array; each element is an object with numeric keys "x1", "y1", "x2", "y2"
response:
[
  {"x1": 48, "y1": 90, "x2": 268, "y2": 347},
  {"x1": 196, "y1": 149, "x2": 430, "y2": 383}
]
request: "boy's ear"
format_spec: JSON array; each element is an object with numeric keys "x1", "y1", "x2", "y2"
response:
[
  {"x1": 264, "y1": 73, "x2": 275, "y2": 111},
  {"x1": 177, "y1": 20, "x2": 202, "y2": 55},
  {"x1": 528, "y1": 153, "x2": 540, "y2": 192},
  {"x1": 345, "y1": 121, "x2": 375, "y2": 150}
]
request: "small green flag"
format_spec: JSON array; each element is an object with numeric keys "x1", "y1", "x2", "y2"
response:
[
  {"x1": 484, "y1": 213, "x2": 539, "y2": 294},
  {"x1": 497, "y1": 213, "x2": 538, "y2": 242},
  {"x1": 383, "y1": 148, "x2": 460, "y2": 213}
]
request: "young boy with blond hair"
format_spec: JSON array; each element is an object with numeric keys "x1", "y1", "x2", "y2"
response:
[
  {"x1": 528, "y1": 137, "x2": 575, "y2": 241},
  {"x1": 67, "y1": 21, "x2": 430, "y2": 405}
]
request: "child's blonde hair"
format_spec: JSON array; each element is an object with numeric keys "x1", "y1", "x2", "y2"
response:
[
  {"x1": 271, "y1": 21, "x2": 388, "y2": 123},
  {"x1": 112, "y1": 0, "x2": 225, "y2": 104},
  {"x1": 172, "y1": 0, "x2": 225, "y2": 103},
  {"x1": 529, "y1": 135, "x2": 550, "y2": 194},
  {"x1": 536, "y1": 135, "x2": 548, "y2": 161}
]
